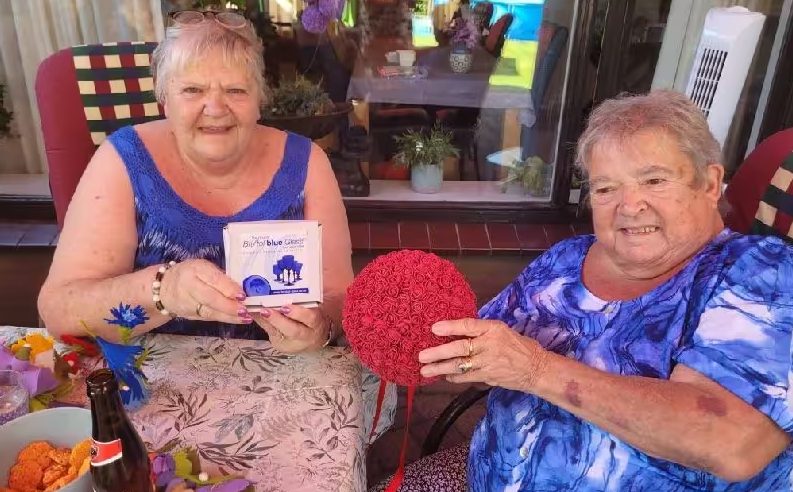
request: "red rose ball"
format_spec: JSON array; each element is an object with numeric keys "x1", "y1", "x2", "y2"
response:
[{"x1": 343, "y1": 250, "x2": 477, "y2": 386}]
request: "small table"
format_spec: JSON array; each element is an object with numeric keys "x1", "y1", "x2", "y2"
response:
[
  {"x1": 347, "y1": 43, "x2": 533, "y2": 110},
  {"x1": 0, "y1": 327, "x2": 396, "y2": 492}
]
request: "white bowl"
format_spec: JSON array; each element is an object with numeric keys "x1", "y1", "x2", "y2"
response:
[{"x1": 0, "y1": 407, "x2": 92, "y2": 491}]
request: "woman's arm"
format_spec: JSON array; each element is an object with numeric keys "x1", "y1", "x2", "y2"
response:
[
  {"x1": 38, "y1": 141, "x2": 248, "y2": 341},
  {"x1": 38, "y1": 142, "x2": 169, "y2": 340},
  {"x1": 535, "y1": 353, "x2": 789, "y2": 482},
  {"x1": 421, "y1": 320, "x2": 790, "y2": 483},
  {"x1": 302, "y1": 143, "x2": 354, "y2": 334}
]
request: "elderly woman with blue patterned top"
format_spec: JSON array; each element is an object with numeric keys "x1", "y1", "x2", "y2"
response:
[
  {"x1": 414, "y1": 91, "x2": 793, "y2": 491},
  {"x1": 38, "y1": 11, "x2": 352, "y2": 353}
]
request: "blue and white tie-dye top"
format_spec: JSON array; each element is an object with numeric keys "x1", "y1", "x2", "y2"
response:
[
  {"x1": 108, "y1": 126, "x2": 311, "y2": 339},
  {"x1": 469, "y1": 229, "x2": 793, "y2": 491}
]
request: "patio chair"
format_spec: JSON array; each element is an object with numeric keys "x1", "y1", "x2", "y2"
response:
[
  {"x1": 35, "y1": 42, "x2": 163, "y2": 228},
  {"x1": 484, "y1": 13, "x2": 514, "y2": 59},
  {"x1": 724, "y1": 127, "x2": 793, "y2": 241}
]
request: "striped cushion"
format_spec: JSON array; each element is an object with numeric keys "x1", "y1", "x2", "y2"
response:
[
  {"x1": 71, "y1": 42, "x2": 163, "y2": 145},
  {"x1": 751, "y1": 151, "x2": 793, "y2": 241}
]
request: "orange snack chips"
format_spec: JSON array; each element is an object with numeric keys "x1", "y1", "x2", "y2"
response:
[{"x1": 5, "y1": 439, "x2": 90, "y2": 492}]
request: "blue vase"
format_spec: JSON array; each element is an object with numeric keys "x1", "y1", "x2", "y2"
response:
[{"x1": 411, "y1": 165, "x2": 443, "y2": 194}]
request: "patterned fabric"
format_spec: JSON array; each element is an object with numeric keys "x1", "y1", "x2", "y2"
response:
[
  {"x1": 751, "y1": 151, "x2": 793, "y2": 242},
  {"x1": 108, "y1": 126, "x2": 310, "y2": 339},
  {"x1": 370, "y1": 443, "x2": 469, "y2": 492},
  {"x1": 0, "y1": 327, "x2": 397, "y2": 492},
  {"x1": 72, "y1": 42, "x2": 163, "y2": 145},
  {"x1": 469, "y1": 230, "x2": 793, "y2": 491}
]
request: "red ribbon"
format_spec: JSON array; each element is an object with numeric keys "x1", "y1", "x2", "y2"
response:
[{"x1": 385, "y1": 385, "x2": 416, "y2": 492}]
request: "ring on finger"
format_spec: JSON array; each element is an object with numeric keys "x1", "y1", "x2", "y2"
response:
[
  {"x1": 196, "y1": 303, "x2": 205, "y2": 318},
  {"x1": 458, "y1": 357, "x2": 473, "y2": 374},
  {"x1": 467, "y1": 338, "x2": 475, "y2": 357}
]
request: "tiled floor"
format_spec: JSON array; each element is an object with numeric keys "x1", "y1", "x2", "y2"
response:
[{"x1": 366, "y1": 381, "x2": 488, "y2": 487}]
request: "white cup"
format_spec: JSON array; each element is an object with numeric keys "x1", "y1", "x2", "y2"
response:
[{"x1": 397, "y1": 49, "x2": 416, "y2": 67}]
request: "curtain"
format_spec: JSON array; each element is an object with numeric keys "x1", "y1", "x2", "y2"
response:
[{"x1": 0, "y1": 0, "x2": 164, "y2": 175}]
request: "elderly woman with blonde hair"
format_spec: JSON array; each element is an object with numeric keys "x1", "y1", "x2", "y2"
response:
[
  {"x1": 38, "y1": 11, "x2": 352, "y2": 352},
  {"x1": 374, "y1": 90, "x2": 793, "y2": 491}
]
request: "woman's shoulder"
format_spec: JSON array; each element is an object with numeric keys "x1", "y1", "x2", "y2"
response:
[
  {"x1": 517, "y1": 234, "x2": 594, "y2": 282},
  {"x1": 710, "y1": 230, "x2": 793, "y2": 301},
  {"x1": 717, "y1": 230, "x2": 793, "y2": 266},
  {"x1": 540, "y1": 234, "x2": 595, "y2": 265}
]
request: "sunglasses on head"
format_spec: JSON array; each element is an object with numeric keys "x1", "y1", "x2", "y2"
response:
[{"x1": 169, "y1": 10, "x2": 247, "y2": 29}]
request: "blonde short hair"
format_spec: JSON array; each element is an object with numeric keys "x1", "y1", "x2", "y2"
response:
[
  {"x1": 576, "y1": 90, "x2": 722, "y2": 182},
  {"x1": 150, "y1": 17, "x2": 265, "y2": 105}
]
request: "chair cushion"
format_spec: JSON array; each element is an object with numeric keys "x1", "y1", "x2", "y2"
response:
[
  {"x1": 724, "y1": 127, "x2": 793, "y2": 240},
  {"x1": 71, "y1": 42, "x2": 163, "y2": 145},
  {"x1": 35, "y1": 41, "x2": 163, "y2": 227}
]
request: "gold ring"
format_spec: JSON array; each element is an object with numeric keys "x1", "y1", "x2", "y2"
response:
[
  {"x1": 458, "y1": 358, "x2": 473, "y2": 374},
  {"x1": 195, "y1": 303, "x2": 204, "y2": 317},
  {"x1": 467, "y1": 338, "x2": 474, "y2": 357}
]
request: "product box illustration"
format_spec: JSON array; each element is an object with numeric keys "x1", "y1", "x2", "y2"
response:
[{"x1": 223, "y1": 220, "x2": 322, "y2": 309}]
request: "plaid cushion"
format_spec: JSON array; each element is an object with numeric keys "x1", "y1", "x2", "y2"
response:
[
  {"x1": 751, "y1": 151, "x2": 793, "y2": 242},
  {"x1": 71, "y1": 42, "x2": 163, "y2": 145}
]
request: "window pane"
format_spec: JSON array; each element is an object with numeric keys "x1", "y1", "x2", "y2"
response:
[{"x1": 347, "y1": 0, "x2": 577, "y2": 204}]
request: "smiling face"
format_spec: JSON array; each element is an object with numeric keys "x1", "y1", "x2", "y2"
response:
[
  {"x1": 587, "y1": 129, "x2": 724, "y2": 277},
  {"x1": 163, "y1": 48, "x2": 261, "y2": 167}
]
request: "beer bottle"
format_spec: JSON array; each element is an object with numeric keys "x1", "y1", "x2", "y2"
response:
[{"x1": 87, "y1": 368, "x2": 153, "y2": 492}]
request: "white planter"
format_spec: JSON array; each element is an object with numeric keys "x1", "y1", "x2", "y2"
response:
[
  {"x1": 449, "y1": 51, "x2": 473, "y2": 73},
  {"x1": 410, "y1": 164, "x2": 443, "y2": 193}
]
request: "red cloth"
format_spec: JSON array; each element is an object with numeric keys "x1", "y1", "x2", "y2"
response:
[{"x1": 725, "y1": 128, "x2": 793, "y2": 233}]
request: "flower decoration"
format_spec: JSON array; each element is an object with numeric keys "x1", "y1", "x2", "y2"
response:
[
  {"x1": 10, "y1": 332, "x2": 54, "y2": 360},
  {"x1": 449, "y1": 16, "x2": 481, "y2": 51},
  {"x1": 342, "y1": 249, "x2": 477, "y2": 386},
  {"x1": 76, "y1": 303, "x2": 153, "y2": 410},
  {"x1": 301, "y1": 0, "x2": 343, "y2": 33},
  {"x1": 150, "y1": 450, "x2": 252, "y2": 492},
  {"x1": 105, "y1": 302, "x2": 150, "y2": 329}
]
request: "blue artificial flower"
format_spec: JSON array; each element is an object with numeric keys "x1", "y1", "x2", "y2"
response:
[
  {"x1": 95, "y1": 337, "x2": 149, "y2": 409},
  {"x1": 104, "y1": 303, "x2": 149, "y2": 329}
]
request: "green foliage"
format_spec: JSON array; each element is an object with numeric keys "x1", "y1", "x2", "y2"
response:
[
  {"x1": 501, "y1": 156, "x2": 552, "y2": 196},
  {"x1": 261, "y1": 76, "x2": 334, "y2": 117},
  {"x1": 0, "y1": 83, "x2": 12, "y2": 138},
  {"x1": 394, "y1": 124, "x2": 459, "y2": 168}
]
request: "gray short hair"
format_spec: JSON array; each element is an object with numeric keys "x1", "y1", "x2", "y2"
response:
[
  {"x1": 151, "y1": 19, "x2": 265, "y2": 105},
  {"x1": 575, "y1": 90, "x2": 722, "y2": 182}
]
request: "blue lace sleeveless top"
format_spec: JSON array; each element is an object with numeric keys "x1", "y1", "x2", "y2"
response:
[{"x1": 108, "y1": 126, "x2": 311, "y2": 339}]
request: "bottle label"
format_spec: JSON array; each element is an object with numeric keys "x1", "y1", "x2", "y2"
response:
[{"x1": 90, "y1": 438, "x2": 123, "y2": 466}]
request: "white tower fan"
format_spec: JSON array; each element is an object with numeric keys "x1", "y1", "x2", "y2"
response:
[{"x1": 685, "y1": 6, "x2": 765, "y2": 148}]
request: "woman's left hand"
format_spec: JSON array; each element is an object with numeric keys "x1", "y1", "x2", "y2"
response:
[
  {"x1": 419, "y1": 318, "x2": 550, "y2": 393},
  {"x1": 253, "y1": 305, "x2": 331, "y2": 354}
]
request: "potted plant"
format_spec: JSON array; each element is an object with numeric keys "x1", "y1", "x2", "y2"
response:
[
  {"x1": 0, "y1": 83, "x2": 12, "y2": 139},
  {"x1": 260, "y1": 76, "x2": 352, "y2": 140},
  {"x1": 500, "y1": 156, "x2": 552, "y2": 197},
  {"x1": 394, "y1": 125, "x2": 459, "y2": 194},
  {"x1": 448, "y1": 16, "x2": 479, "y2": 73}
]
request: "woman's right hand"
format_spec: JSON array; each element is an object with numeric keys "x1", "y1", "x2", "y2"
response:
[{"x1": 158, "y1": 259, "x2": 252, "y2": 324}]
